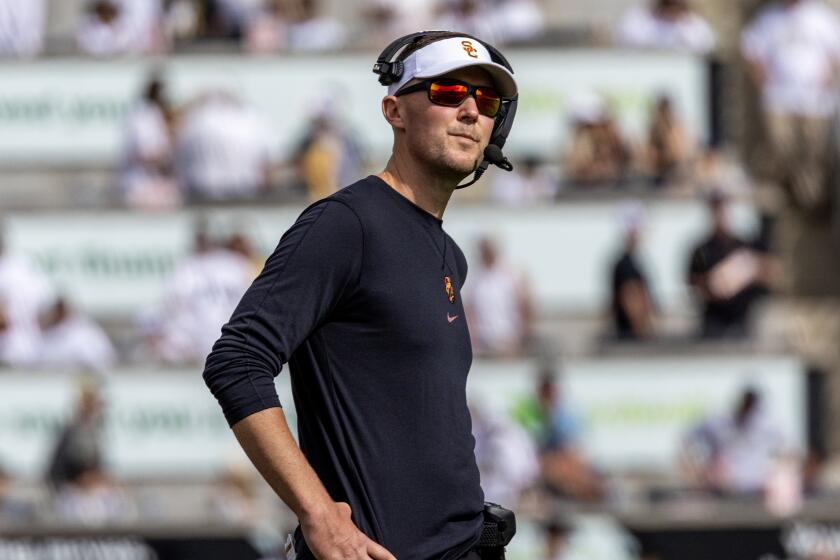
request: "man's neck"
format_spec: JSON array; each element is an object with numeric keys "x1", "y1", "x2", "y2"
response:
[{"x1": 377, "y1": 156, "x2": 460, "y2": 221}]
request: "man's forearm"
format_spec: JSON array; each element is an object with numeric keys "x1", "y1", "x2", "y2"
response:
[{"x1": 231, "y1": 407, "x2": 333, "y2": 521}]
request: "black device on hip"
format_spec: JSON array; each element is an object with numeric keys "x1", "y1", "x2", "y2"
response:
[{"x1": 477, "y1": 502, "x2": 516, "y2": 559}]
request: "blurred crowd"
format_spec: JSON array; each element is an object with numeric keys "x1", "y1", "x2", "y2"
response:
[
  {"x1": 0, "y1": 0, "x2": 545, "y2": 58},
  {"x1": 118, "y1": 73, "x2": 370, "y2": 209},
  {"x1": 118, "y1": 75, "x2": 724, "y2": 209},
  {"x1": 0, "y1": 0, "x2": 728, "y2": 59}
]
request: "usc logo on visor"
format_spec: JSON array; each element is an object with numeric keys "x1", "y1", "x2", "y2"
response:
[{"x1": 461, "y1": 40, "x2": 478, "y2": 58}]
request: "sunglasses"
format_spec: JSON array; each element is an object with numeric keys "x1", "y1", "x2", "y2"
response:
[{"x1": 395, "y1": 78, "x2": 503, "y2": 118}]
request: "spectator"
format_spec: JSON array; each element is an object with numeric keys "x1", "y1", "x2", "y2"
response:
[
  {"x1": 245, "y1": 0, "x2": 289, "y2": 53},
  {"x1": 200, "y1": 0, "x2": 264, "y2": 40},
  {"x1": 465, "y1": 237, "x2": 533, "y2": 357},
  {"x1": 681, "y1": 387, "x2": 786, "y2": 495},
  {"x1": 490, "y1": 0, "x2": 544, "y2": 45},
  {"x1": 564, "y1": 94, "x2": 631, "y2": 187},
  {"x1": 0, "y1": 464, "x2": 35, "y2": 523},
  {"x1": 610, "y1": 204, "x2": 655, "y2": 340},
  {"x1": 36, "y1": 297, "x2": 117, "y2": 374},
  {"x1": 119, "y1": 74, "x2": 180, "y2": 209},
  {"x1": 47, "y1": 381, "x2": 105, "y2": 489},
  {"x1": 687, "y1": 192, "x2": 778, "y2": 338},
  {"x1": 0, "y1": 0, "x2": 46, "y2": 57},
  {"x1": 616, "y1": 0, "x2": 715, "y2": 54},
  {"x1": 742, "y1": 0, "x2": 840, "y2": 215},
  {"x1": 147, "y1": 226, "x2": 255, "y2": 364},
  {"x1": 489, "y1": 155, "x2": 558, "y2": 206},
  {"x1": 646, "y1": 95, "x2": 691, "y2": 186},
  {"x1": 286, "y1": 0, "x2": 346, "y2": 52},
  {"x1": 519, "y1": 372, "x2": 604, "y2": 502},
  {"x1": 291, "y1": 99, "x2": 367, "y2": 202},
  {"x1": 0, "y1": 234, "x2": 52, "y2": 367},
  {"x1": 432, "y1": 0, "x2": 496, "y2": 42},
  {"x1": 164, "y1": 0, "x2": 202, "y2": 43},
  {"x1": 53, "y1": 466, "x2": 135, "y2": 525},
  {"x1": 175, "y1": 92, "x2": 274, "y2": 201},
  {"x1": 543, "y1": 519, "x2": 572, "y2": 560},
  {"x1": 356, "y1": 0, "x2": 433, "y2": 50},
  {"x1": 470, "y1": 402, "x2": 539, "y2": 507},
  {"x1": 210, "y1": 464, "x2": 262, "y2": 523},
  {"x1": 227, "y1": 231, "x2": 264, "y2": 275},
  {"x1": 77, "y1": 0, "x2": 167, "y2": 56}
]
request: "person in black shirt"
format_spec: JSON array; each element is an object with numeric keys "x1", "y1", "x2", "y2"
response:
[
  {"x1": 203, "y1": 32, "x2": 518, "y2": 560},
  {"x1": 610, "y1": 205, "x2": 654, "y2": 340},
  {"x1": 687, "y1": 192, "x2": 775, "y2": 339}
]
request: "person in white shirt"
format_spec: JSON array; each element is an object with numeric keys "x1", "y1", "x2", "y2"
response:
[
  {"x1": 0, "y1": 238, "x2": 52, "y2": 367},
  {"x1": 119, "y1": 75, "x2": 179, "y2": 209},
  {"x1": 36, "y1": 297, "x2": 116, "y2": 374},
  {"x1": 490, "y1": 155, "x2": 557, "y2": 206},
  {"x1": 77, "y1": 0, "x2": 165, "y2": 56},
  {"x1": 616, "y1": 0, "x2": 715, "y2": 54},
  {"x1": 151, "y1": 229, "x2": 256, "y2": 364},
  {"x1": 287, "y1": 0, "x2": 346, "y2": 52},
  {"x1": 175, "y1": 92, "x2": 275, "y2": 201},
  {"x1": 490, "y1": 0, "x2": 544, "y2": 45},
  {"x1": 471, "y1": 402, "x2": 539, "y2": 507},
  {"x1": 464, "y1": 237, "x2": 533, "y2": 357},
  {"x1": 742, "y1": 0, "x2": 840, "y2": 214},
  {"x1": 0, "y1": 0, "x2": 46, "y2": 57},
  {"x1": 681, "y1": 388, "x2": 786, "y2": 495},
  {"x1": 433, "y1": 0, "x2": 497, "y2": 46}
]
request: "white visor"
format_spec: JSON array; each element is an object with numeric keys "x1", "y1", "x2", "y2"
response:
[{"x1": 387, "y1": 36, "x2": 518, "y2": 99}]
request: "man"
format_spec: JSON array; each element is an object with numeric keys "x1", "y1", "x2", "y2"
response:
[
  {"x1": 0, "y1": 0, "x2": 45, "y2": 57},
  {"x1": 680, "y1": 388, "x2": 785, "y2": 495},
  {"x1": 36, "y1": 296, "x2": 117, "y2": 374},
  {"x1": 175, "y1": 91, "x2": 274, "y2": 201},
  {"x1": 687, "y1": 192, "x2": 776, "y2": 338},
  {"x1": 203, "y1": 31, "x2": 518, "y2": 560},
  {"x1": 151, "y1": 226, "x2": 255, "y2": 364},
  {"x1": 616, "y1": 0, "x2": 715, "y2": 54},
  {"x1": 465, "y1": 237, "x2": 533, "y2": 357},
  {"x1": 741, "y1": 0, "x2": 840, "y2": 215},
  {"x1": 0, "y1": 231, "x2": 53, "y2": 367},
  {"x1": 610, "y1": 204, "x2": 655, "y2": 340}
]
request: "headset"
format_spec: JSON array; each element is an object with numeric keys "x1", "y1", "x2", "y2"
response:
[{"x1": 373, "y1": 31, "x2": 518, "y2": 188}]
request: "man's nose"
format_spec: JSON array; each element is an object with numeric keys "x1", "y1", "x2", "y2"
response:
[{"x1": 458, "y1": 96, "x2": 480, "y2": 122}]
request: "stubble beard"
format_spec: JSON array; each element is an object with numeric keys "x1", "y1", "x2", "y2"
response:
[{"x1": 409, "y1": 135, "x2": 482, "y2": 183}]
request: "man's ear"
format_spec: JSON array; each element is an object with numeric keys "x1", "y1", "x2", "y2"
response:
[{"x1": 381, "y1": 96, "x2": 406, "y2": 130}]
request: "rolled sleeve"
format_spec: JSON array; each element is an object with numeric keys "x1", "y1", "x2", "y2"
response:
[{"x1": 202, "y1": 200, "x2": 363, "y2": 426}]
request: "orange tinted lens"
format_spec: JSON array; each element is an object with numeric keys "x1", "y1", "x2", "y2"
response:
[
  {"x1": 475, "y1": 87, "x2": 501, "y2": 117},
  {"x1": 429, "y1": 81, "x2": 469, "y2": 106}
]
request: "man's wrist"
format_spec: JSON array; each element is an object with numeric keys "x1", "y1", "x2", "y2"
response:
[{"x1": 298, "y1": 495, "x2": 334, "y2": 525}]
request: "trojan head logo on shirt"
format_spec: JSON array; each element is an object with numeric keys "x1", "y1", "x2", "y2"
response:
[
  {"x1": 461, "y1": 40, "x2": 478, "y2": 58},
  {"x1": 444, "y1": 276, "x2": 456, "y2": 304}
]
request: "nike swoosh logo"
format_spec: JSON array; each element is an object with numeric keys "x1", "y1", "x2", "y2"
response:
[{"x1": 447, "y1": 314, "x2": 459, "y2": 323}]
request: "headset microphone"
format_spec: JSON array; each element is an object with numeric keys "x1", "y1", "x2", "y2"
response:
[
  {"x1": 483, "y1": 144, "x2": 513, "y2": 171},
  {"x1": 455, "y1": 144, "x2": 513, "y2": 189}
]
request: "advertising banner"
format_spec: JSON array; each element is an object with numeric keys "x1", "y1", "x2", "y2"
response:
[
  {"x1": 0, "y1": 355, "x2": 804, "y2": 479},
  {"x1": 4, "y1": 200, "x2": 759, "y2": 317}
]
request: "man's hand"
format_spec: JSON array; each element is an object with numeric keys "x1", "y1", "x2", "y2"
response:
[
  {"x1": 230, "y1": 409, "x2": 395, "y2": 559},
  {"x1": 302, "y1": 502, "x2": 396, "y2": 560}
]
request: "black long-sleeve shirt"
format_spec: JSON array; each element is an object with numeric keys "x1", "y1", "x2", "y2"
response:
[{"x1": 203, "y1": 176, "x2": 483, "y2": 560}]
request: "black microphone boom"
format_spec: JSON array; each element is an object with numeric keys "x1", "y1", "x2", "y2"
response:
[
  {"x1": 455, "y1": 145, "x2": 514, "y2": 189},
  {"x1": 483, "y1": 144, "x2": 514, "y2": 172}
]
